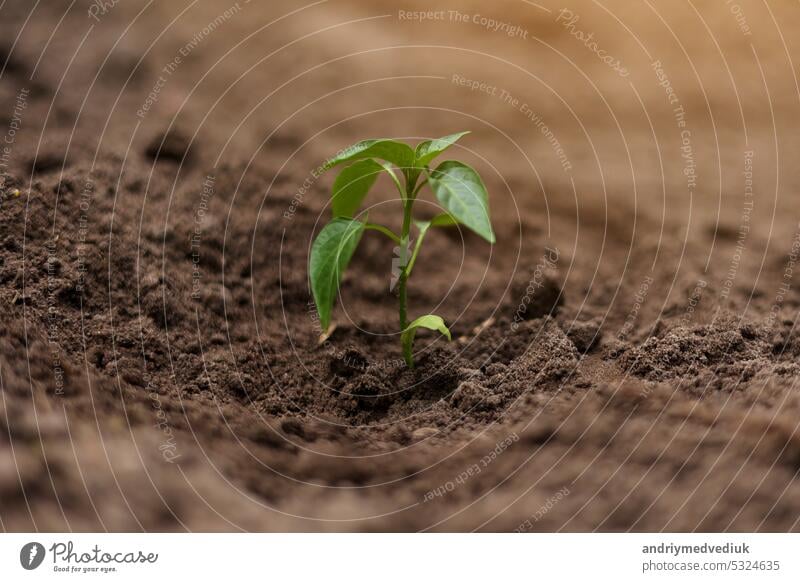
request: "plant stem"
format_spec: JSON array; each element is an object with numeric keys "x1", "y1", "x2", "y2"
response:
[
  {"x1": 411, "y1": 177, "x2": 428, "y2": 198},
  {"x1": 398, "y1": 179, "x2": 415, "y2": 331},
  {"x1": 406, "y1": 227, "x2": 428, "y2": 276},
  {"x1": 399, "y1": 269, "x2": 408, "y2": 331}
]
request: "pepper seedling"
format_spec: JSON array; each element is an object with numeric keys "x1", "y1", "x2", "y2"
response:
[{"x1": 309, "y1": 132, "x2": 495, "y2": 366}]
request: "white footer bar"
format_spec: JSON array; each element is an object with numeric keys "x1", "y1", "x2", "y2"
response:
[{"x1": 1, "y1": 534, "x2": 797, "y2": 581}]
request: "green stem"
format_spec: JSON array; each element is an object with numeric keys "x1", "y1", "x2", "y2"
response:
[
  {"x1": 411, "y1": 177, "x2": 428, "y2": 199},
  {"x1": 402, "y1": 330, "x2": 414, "y2": 367},
  {"x1": 365, "y1": 223, "x2": 400, "y2": 244},
  {"x1": 399, "y1": 272, "x2": 408, "y2": 333},
  {"x1": 398, "y1": 178, "x2": 416, "y2": 331},
  {"x1": 405, "y1": 227, "x2": 428, "y2": 276}
]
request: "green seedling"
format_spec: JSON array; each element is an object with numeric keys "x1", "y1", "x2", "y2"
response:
[{"x1": 309, "y1": 132, "x2": 495, "y2": 366}]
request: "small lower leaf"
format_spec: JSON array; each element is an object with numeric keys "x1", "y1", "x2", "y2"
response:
[
  {"x1": 309, "y1": 218, "x2": 365, "y2": 330},
  {"x1": 401, "y1": 314, "x2": 452, "y2": 366}
]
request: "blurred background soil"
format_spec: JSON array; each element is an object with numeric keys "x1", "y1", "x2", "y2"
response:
[{"x1": 2, "y1": 0, "x2": 800, "y2": 531}]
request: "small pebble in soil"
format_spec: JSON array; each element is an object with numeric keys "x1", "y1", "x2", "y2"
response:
[
  {"x1": 565, "y1": 319, "x2": 603, "y2": 353},
  {"x1": 145, "y1": 127, "x2": 193, "y2": 165}
]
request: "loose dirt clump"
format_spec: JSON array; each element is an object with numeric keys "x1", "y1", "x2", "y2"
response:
[{"x1": 620, "y1": 319, "x2": 770, "y2": 382}]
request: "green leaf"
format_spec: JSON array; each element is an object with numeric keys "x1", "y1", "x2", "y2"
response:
[
  {"x1": 332, "y1": 159, "x2": 382, "y2": 218},
  {"x1": 309, "y1": 218, "x2": 365, "y2": 330},
  {"x1": 325, "y1": 139, "x2": 414, "y2": 170},
  {"x1": 401, "y1": 314, "x2": 452, "y2": 366},
  {"x1": 414, "y1": 131, "x2": 470, "y2": 167},
  {"x1": 427, "y1": 161, "x2": 495, "y2": 244}
]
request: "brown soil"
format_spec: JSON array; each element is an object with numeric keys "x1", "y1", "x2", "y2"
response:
[{"x1": 2, "y1": 0, "x2": 800, "y2": 531}]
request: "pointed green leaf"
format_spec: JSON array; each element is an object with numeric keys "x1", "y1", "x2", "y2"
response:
[
  {"x1": 401, "y1": 314, "x2": 452, "y2": 366},
  {"x1": 427, "y1": 161, "x2": 495, "y2": 244},
  {"x1": 414, "y1": 131, "x2": 470, "y2": 167},
  {"x1": 309, "y1": 218, "x2": 365, "y2": 330},
  {"x1": 332, "y1": 159, "x2": 382, "y2": 218},
  {"x1": 325, "y1": 139, "x2": 414, "y2": 171}
]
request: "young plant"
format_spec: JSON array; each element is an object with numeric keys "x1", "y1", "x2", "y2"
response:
[{"x1": 309, "y1": 132, "x2": 495, "y2": 366}]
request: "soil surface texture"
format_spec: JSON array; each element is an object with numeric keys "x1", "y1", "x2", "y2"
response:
[{"x1": 2, "y1": 0, "x2": 800, "y2": 531}]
